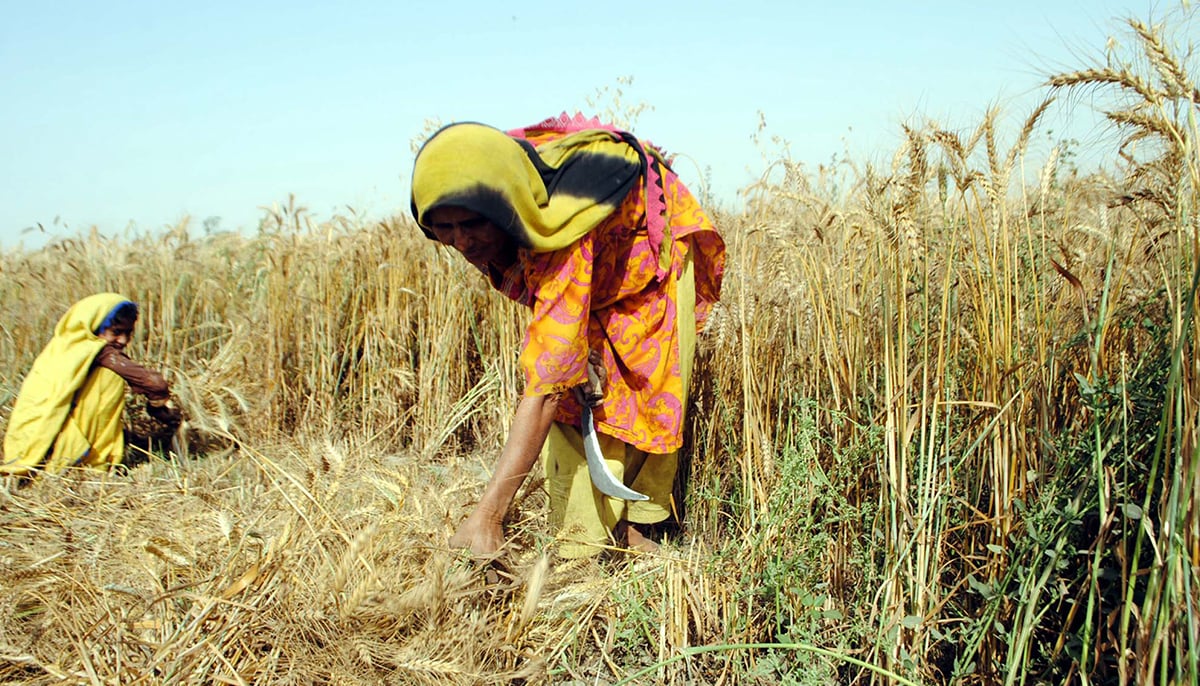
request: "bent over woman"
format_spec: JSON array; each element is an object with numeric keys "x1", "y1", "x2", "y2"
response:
[
  {"x1": 411, "y1": 113, "x2": 725, "y2": 558},
  {"x1": 2, "y1": 292, "x2": 180, "y2": 476}
]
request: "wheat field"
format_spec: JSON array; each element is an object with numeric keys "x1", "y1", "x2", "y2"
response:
[{"x1": 1, "y1": 12, "x2": 1197, "y2": 686}]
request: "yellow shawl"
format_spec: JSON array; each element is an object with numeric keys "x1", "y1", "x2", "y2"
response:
[
  {"x1": 2, "y1": 293, "x2": 133, "y2": 474},
  {"x1": 410, "y1": 122, "x2": 646, "y2": 253}
]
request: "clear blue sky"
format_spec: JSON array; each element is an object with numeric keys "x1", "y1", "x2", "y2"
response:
[{"x1": 0, "y1": 0, "x2": 1169, "y2": 249}]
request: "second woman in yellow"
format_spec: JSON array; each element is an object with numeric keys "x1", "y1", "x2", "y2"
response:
[{"x1": 2, "y1": 293, "x2": 179, "y2": 475}]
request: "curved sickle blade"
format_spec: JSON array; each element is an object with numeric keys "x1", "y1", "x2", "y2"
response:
[{"x1": 582, "y1": 405, "x2": 650, "y2": 501}]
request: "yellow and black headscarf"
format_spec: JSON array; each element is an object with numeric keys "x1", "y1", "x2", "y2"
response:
[{"x1": 411, "y1": 122, "x2": 649, "y2": 253}]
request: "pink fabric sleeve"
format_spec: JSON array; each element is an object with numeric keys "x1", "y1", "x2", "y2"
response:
[{"x1": 518, "y1": 235, "x2": 595, "y2": 396}]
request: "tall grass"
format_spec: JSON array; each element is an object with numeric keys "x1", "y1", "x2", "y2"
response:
[{"x1": 0, "y1": 10, "x2": 1196, "y2": 684}]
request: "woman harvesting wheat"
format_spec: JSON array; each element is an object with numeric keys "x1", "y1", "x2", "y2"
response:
[
  {"x1": 2, "y1": 293, "x2": 181, "y2": 476},
  {"x1": 410, "y1": 113, "x2": 725, "y2": 559}
]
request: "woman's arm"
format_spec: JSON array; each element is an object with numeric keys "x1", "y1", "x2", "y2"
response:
[
  {"x1": 94, "y1": 345, "x2": 169, "y2": 399},
  {"x1": 449, "y1": 392, "x2": 563, "y2": 556},
  {"x1": 94, "y1": 345, "x2": 181, "y2": 426}
]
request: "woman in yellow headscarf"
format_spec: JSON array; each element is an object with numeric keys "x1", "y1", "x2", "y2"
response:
[
  {"x1": 411, "y1": 113, "x2": 725, "y2": 558},
  {"x1": 2, "y1": 293, "x2": 180, "y2": 476}
]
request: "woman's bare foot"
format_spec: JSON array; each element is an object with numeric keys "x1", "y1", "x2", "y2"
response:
[{"x1": 624, "y1": 523, "x2": 660, "y2": 554}]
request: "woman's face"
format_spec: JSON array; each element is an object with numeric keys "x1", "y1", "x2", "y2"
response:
[
  {"x1": 424, "y1": 206, "x2": 512, "y2": 266},
  {"x1": 98, "y1": 318, "x2": 136, "y2": 350}
]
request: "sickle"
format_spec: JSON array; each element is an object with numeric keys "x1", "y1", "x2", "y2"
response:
[{"x1": 581, "y1": 404, "x2": 649, "y2": 501}]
